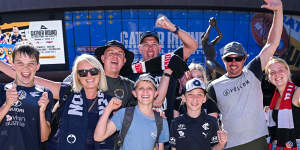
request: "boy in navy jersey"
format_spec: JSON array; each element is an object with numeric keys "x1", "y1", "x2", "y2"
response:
[
  {"x1": 169, "y1": 78, "x2": 227, "y2": 150},
  {"x1": 0, "y1": 43, "x2": 52, "y2": 150}
]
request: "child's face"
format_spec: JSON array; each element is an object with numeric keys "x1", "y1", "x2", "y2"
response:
[
  {"x1": 132, "y1": 81, "x2": 158, "y2": 105},
  {"x1": 12, "y1": 52, "x2": 40, "y2": 87},
  {"x1": 183, "y1": 88, "x2": 206, "y2": 112}
]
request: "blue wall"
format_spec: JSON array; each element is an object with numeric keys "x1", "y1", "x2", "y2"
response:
[{"x1": 64, "y1": 9, "x2": 300, "y2": 73}]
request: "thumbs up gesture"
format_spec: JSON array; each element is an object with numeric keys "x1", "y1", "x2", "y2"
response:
[
  {"x1": 6, "y1": 83, "x2": 18, "y2": 106},
  {"x1": 38, "y1": 92, "x2": 49, "y2": 112}
]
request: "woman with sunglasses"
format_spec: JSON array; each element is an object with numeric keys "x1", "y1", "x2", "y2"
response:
[
  {"x1": 38, "y1": 54, "x2": 118, "y2": 150},
  {"x1": 265, "y1": 57, "x2": 300, "y2": 150}
]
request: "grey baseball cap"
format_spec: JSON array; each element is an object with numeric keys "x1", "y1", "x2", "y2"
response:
[
  {"x1": 222, "y1": 41, "x2": 248, "y2": 58},
  {"x1": 134, "y1": 74, "x2": 157, "y2": 89},
  {"x1": 185, "y1": 78, "x2": 206, "y2": 92}
]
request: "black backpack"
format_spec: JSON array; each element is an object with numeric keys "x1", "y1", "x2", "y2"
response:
[{"x1": 114, "y1": 107, "x2": 163, "y2": 150}]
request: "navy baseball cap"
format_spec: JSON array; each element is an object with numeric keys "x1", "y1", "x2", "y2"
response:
[{"x1": 140, "y1": 31, "x2": 159, "y2": 44}]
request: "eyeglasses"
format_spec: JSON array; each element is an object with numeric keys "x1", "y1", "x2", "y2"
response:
[
  {"x1": 224, "y1": 56, "x2": 244, "y2": 62},
  {"x1": 77, "y1": 68, "x2": 99, "y2": 77}
]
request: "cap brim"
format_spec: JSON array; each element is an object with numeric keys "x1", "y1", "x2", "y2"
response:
[{"x1": 222, "y1": 52, "x2": 247, "y2": 58}]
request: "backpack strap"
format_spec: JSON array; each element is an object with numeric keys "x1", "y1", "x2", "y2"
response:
[
  {"x1": 154, "y1": 111, "x2": 163, "y2": 144},
  {"x1": 116, "y1": 106, "x2": 135, "y2": 148}
]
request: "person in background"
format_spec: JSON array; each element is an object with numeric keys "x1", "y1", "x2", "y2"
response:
[
  {"x1": 206, "y1": 0, "x2": 283, "y2": 149},
  {"x1": 169, "y1": 78, "x2": 227, "y2": 150},
  {"x1": 8, "y1": 26, "x2": 25, "y2": 44},
  {"x1": 265, "y1": 57, "x2": 300, "y2": 150},
  {"x1": 0, "y1": 43, "x2": 52, "y2": 150}
]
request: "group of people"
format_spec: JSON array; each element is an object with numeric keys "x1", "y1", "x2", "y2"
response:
[{"x1": 0, "y1": 0, "x2": 299, "y2": 150}]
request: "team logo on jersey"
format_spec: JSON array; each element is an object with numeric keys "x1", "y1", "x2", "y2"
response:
[
  {"x1": 178, "y1": 131, "x2": 185, "y2": 138},
  {"x1": 30, "y1": 92, "x2": 40, "y2": 97},
  {"x1": 11, "y1": 100, "x2": 22, "y2": 107},
  {"x1": 177, "y1": 124, "x2": 186, "y2": 130},
  {"x1": 211, "y1": 136, "x2": 218, "y2": 143},
  {"x1": 202, "y1": 122, "x2": 210, "y2": 130},
  {"x1": 169, "y1": 137, "x2": 176, "y2": 145},
  {"x1": 67, "y1": 134, "x2": 77, "y2": 144},
  {"x1": 18, "y1": 90, "x2": 26, "y2": 100}
]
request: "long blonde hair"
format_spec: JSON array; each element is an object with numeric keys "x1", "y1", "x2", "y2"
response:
[{"x1": 72, "y1": 54, "x2": 108, "y2": 93}]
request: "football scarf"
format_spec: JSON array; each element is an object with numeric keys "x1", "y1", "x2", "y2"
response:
[{"x1": 268, "y1": 81, "x2": 297, "y2": 150}]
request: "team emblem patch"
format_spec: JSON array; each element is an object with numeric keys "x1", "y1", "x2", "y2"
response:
[
  {"x1": 67, "y1": 134, "x2": 77, "y2": 144},
  {"x1": 18, "y1": 90, "x2": 26, "y2": 100}
]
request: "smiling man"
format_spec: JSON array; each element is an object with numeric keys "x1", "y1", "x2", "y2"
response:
[
  {"x1": 95, "y1": 40, "x2": 137, "y2": 107},
  {"x1": 206, "y1": 0, "x2": 283, "y2": 149}
]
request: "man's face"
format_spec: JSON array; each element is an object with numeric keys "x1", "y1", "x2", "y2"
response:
[
  {"x1": 12, "y1": 53, "x2": 40, "y2": 87},
  {"x1": 13, "y1": 27, "x2": 19, "y2": 34},
  {"x1": 101, "y1": 46, "x2": 126, "y2": 76},
  {"x1": 132, "y1": 81, "x2": 158, "y2": 106},
  {"x1": 139, "y1": 36, "x2": 162, "y2": 61},
  {"x1": 223, "y1": 54, "x2": 246, "y2": 77},
  {"x1": 183, "y1": 88, "x2": 206, "y2": 112}
]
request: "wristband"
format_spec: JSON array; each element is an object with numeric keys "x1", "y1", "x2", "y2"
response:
[
  {"x1": 172, "y1": 26, "x2": 180, "y2": 34},
  {"x1": 163, "y1": 72, "x2": 172, "y2": 78}
]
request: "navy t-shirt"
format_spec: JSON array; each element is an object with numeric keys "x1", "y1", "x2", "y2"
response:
[{"x1": 0, "y1": 83, "x2": 52, "y2": 150}]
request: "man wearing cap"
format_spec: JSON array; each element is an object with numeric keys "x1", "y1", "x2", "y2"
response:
[
  {"x1": 94, "y1": 74, "x2": 170, "y2": 150},
  {"x1": 169, "y1": 78, "x2": 227, "y2": 150},
  {"x1": 134, "y1": 16, "x2": 198, "y2": 124},
  {"x1": 206, "y1": 0, "x2": 283, "y2": 149},
  {"x1": 94, "y1": 40, "x2": 136, "y2": 107}
]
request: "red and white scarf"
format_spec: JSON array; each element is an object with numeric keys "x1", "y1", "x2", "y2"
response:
[{"x1": 268, "y1": 81, "x2": 297, "y2": 150}]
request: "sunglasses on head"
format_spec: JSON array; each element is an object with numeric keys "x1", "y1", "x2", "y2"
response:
[
  {"x1": 224, "y1": 56, "x2": 244, "y2": 62},
  {"x1": 77, "y1": 68, "x2": 99, "y2": 77}
]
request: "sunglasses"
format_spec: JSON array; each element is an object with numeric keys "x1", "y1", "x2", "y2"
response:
[
  {"x1": 224, "y1": 56, "x2": 244, "y2": 62},
  {"x1": 77, "y1": 68, "x2": 99, "y2": 77}
]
